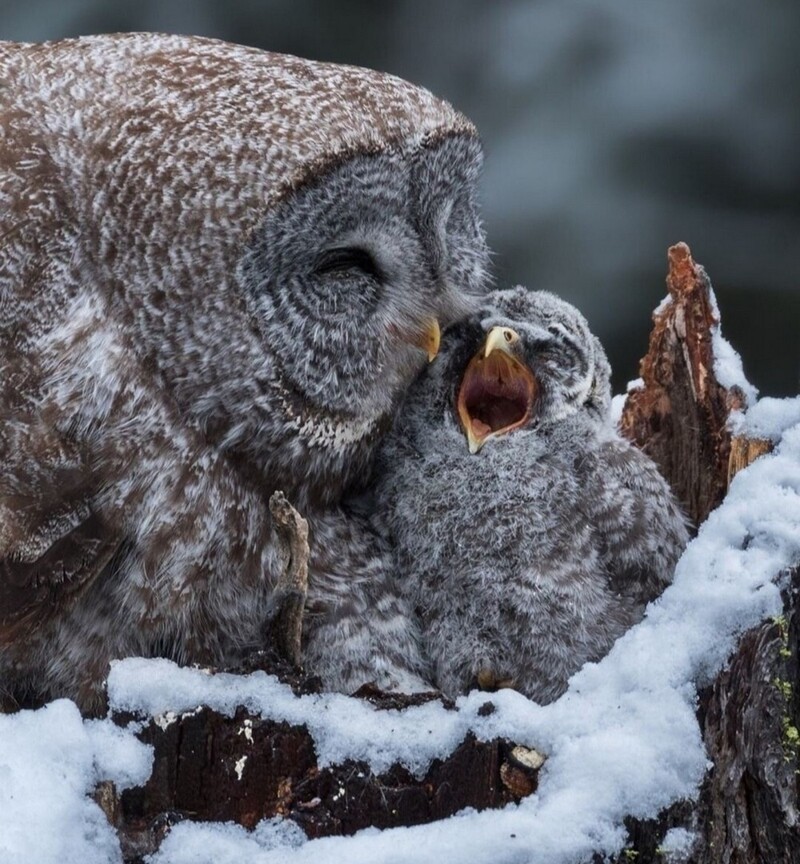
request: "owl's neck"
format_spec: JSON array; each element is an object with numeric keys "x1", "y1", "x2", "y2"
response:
[
  {"x1": 269, "y1": 376, "x2": 381, "y2": 451},
  {"x1": 219, "y1": 373, "x2": 389, "y2": 511}
]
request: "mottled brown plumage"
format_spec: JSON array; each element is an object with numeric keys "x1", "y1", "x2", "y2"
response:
[{"x1": 0, "y1": 34, "x2": 488, "y2": 711}]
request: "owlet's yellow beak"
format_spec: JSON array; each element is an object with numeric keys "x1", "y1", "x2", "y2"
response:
[
  {"x1": 457, "y1": 326, "x2": 537, "y2": 454},
  {"x1": 483, "y1": 326, "x2": 520, "y2": 358}
]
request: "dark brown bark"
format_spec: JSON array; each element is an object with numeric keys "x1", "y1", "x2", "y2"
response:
[{"x1": 112, "y1": 687, "x2": 537, "y2": 862}]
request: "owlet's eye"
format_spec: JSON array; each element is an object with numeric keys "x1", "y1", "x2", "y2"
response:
[{"x1": 314, "y1": 247, "x2": 382, "y2": 281}]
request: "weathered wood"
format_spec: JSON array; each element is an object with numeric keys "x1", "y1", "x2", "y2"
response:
[
  {"x1": 265, "y1": 491, "x2": 309, "y2": 668},
  {"x1": 728, "y1": 435, "x2": 773, "y2": 486},
  {"x1": 619, "y1": 242, "x2": 749, "y2": 527},
  {"x1": 113, "y1": 686, "x2": 533, "y2": 861}
]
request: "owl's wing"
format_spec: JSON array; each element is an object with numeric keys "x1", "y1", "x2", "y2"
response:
[
  {"x1": 581, "y1": 437, "x2": 689, "y2": 606},
  {"x1": 0, "y1": 417, "x2": 124, "y2": 645},
  {"x1": 0, "y1": 97, "x2": 126, "y2": 643}
]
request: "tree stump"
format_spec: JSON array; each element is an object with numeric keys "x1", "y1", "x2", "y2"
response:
[{"x1": 616, "y1": 243, "x2": 798, "y2": 863}]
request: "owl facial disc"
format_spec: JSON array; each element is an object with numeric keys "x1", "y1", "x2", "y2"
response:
[{"x1": 456, "y1": 327, "x2": 538, "y2": 453}]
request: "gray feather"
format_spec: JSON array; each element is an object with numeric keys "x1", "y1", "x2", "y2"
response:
[{"x1": 374, "y1": 287, "x2": 688, "y2": 703}]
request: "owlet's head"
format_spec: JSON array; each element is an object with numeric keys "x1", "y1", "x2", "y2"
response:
[
  {"x1": 456, "y1": 288, "x2": 612, "y2": 451},
  {"x1": 401, "y1": 288, "x2": 611, "y2": 455}
]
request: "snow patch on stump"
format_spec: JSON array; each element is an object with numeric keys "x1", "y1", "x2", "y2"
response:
[{"x1": 0, "y1": 700, "x2": 152, "y2": 864}]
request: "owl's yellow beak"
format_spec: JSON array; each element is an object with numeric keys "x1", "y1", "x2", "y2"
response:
[
  {"x1": 419, "y1": 318, "x2": 441, "y2": 362},
  {"x1": 391, "y1": 318, "x2": 441, "y2": 362},
  {"x1": 457, "y1": 327, "x2": 537, "y2": 454}
]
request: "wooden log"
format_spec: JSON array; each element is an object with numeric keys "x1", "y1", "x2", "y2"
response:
[{"x1": 112, "y1": 684, "x2": 535, "y2": 861}]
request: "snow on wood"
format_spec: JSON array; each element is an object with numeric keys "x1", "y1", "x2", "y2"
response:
[{"x1": 619, "y1": 242, "x2": 755, "y2": 527}]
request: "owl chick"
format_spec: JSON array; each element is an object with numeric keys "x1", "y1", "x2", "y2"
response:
[
  {"x1": 0, "y1": 34, "x2": 489, "y2": 711},
  {"x1": 374, "y1": 288, "x2": 689, "y2": 704}
]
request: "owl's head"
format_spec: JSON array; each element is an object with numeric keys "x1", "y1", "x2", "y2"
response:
[
  {"x1": 68, "y1": 37, "x2": 491, "y2": 502},
  {"x1": 240, "y1": 133, "x2": 488, "y2": 426},
  {"x1": 414, "y1": 287, "x2": 611, "y2": 454},
  {"x1": 233, "y1": 132, "x2": 489, "y2": 501}
]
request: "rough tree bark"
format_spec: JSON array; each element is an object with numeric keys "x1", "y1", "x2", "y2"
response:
[
  {"x1": 616, "y1": 243, "x2": 799, "y2": 864},
  {"x1": 104, "y1": 243, "x2": 797, "y2": 863},
  {"x1": 619, "y1": 241, "x2": 750, "y2": 528}
]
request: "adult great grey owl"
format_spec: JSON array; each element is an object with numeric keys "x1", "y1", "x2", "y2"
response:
[
  {"x1": 0, "y1": 33, "x2": 489, "y2": 712},
  {"x1": 374, "y1": 288, "x2": 688, "y2": 704}
]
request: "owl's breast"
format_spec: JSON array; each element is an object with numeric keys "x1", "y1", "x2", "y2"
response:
[{"x1": 385, "y1": 423, "x2": 599, "y2": 581}]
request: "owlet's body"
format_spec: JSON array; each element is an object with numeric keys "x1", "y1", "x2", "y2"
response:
[
  {"x1": 0, "y1": 34, "x2": 489, "y2": 711},
  {"x1": 374, "y1": 288, "x2": 688, "y2": 704}
]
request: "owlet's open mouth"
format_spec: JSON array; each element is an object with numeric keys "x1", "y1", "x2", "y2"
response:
[{"x1": 456, "y1": 328, "x2": 538, "y2": 453}]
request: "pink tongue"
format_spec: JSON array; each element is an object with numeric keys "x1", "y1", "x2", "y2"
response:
[{"x1": 472, "y1": 418, "x2": 492, "y2": 437}]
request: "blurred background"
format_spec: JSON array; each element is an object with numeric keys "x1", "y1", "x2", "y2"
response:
[{"x1": 4, "y1": 0, "x2": 799, "y2": 396}]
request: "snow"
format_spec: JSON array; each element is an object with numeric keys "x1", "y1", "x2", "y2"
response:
[
  {"x1": 653, "y1": 294, "x2": 674, "y2": 316},
  {"x1": 708, "y1": 286, "x2": 759, "y2": 407},
  {"x1": 610, "y1": 378, "x2": 644, "y2": 427},
  {"x1": 627, "y1": 376, "x2": 644, "y2": 392},
  {"x1": 149, "y1": 818, "x2": 307, "y2": 864},
  {"x1": 0, "y1": 699, "x2": 152, "y2": 864},
  {"x1": 610, "y1": 392, "x2": 627, "y2": 427},
  {"x1": 108, "y1": 659, "x2": 473, "y2": 777},
  {"x1": 659, "y1": 827, "x2": 697, "y2": 862},
  {"x1": 734, "y1": 396, "x2": 800, "y2": 442},
  {"x1": 5, "y1": 407, "x2": 800, "y2": 863}
]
